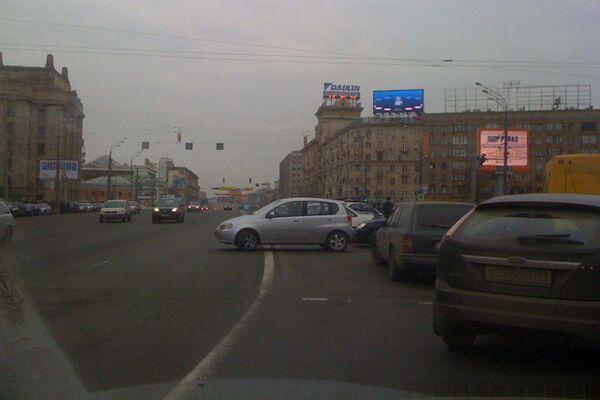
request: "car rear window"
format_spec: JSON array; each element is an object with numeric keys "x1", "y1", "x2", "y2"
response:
[
  {"x1": 415, "y1": 204, "x2": 474, "y2": 231},
  {"x1": 157, "y1": 199, "x2": 178, "y2": 207},
  {"x1": 455, "y1": 206, "x2": 600, "y2": 245}
]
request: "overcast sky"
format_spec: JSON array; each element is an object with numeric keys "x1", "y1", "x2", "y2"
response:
[{"x1": 2, "y1": 0, "x2": 599, "y2": 190}]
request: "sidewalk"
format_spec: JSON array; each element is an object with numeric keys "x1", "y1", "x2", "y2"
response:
[{"x1": 0, "y1": 251, "x2": 88, "y2": 400}]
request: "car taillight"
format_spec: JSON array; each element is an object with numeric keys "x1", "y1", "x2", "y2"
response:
[
  {"x1": 442, "y1": 208, "x2": 475, "y2": 244},
  {"x1": 347, "y1": 214, "x2": 353, "y2": 223},
  {"x1": 402, "y1": 235, "x2": 414, "y2": 254}
]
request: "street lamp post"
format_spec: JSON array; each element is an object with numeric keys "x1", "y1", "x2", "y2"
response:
[
  {"x1": 476, "y1": 82, "x2": 509, "y2": 195},
  {"x1": 130, "y1": 149, "x2": 144, "y2": 201},
  {"x1": 106, "y1": 137, "x2": 126, "y2": 200}
]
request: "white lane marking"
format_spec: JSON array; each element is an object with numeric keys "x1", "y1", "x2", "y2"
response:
[
  {"x1": 164, "y1": 249, "x2": 275, "y2": 400},
  {"x1": 87, "y1": 259, "x2": 110, "y2": 268},
  {"x1": 301, "y1": 297, "x2": 328, "y2": 301},
  {"x1": 418, "y1": 301, "x2": 433, "y2": 305}
]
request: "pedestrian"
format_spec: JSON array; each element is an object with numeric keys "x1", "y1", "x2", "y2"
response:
[{"x1": 382, "y1": 197, "x2": 394, "y2": 219}]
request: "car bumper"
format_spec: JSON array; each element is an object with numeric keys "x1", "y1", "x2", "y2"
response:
[
  {"x1": 434, "y1": 279, "x2": 600, "y2": 347},
  {"x1": 154, "y1": 212, "x2": 181, "y2": 220},
  {"x1": 102, "y1": 213, "x2": 126, "y2": 220},
  {"x1": 402, "y1": 254, "x2": 438, "y2": 273},
  {"x1": 214, "y1": 229, "x2": 236, "y2": 244}
]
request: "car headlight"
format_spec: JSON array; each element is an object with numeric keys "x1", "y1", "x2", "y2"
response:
[
  {"x1": 218, "y1": 223, "x2": 233, "y2": 231},
  {"x1": 357, "y1": 223, "x2": 367, "y2": 229},
  {"x1": 171, "y1": 208, "x2": 178, "y2": 212},
  {"x1": 153, "y1": 207, "x2": 159, "y2": 212}
]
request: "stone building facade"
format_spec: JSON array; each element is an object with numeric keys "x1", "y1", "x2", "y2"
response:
[
  {"x1": 298, "y1": 99, "x2": 600, "y2": 203},
  {"x1": 0, "y1": 53, "x2": 84, "y2": 201}
]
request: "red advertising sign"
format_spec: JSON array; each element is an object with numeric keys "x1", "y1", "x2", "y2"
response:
[{"x1": 478, "y1": 129, "x2": 529, "y2": 172}]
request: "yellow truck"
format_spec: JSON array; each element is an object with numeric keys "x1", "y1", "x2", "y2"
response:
[{"x1": 544, "y1": 154, "x2": 600, "y2": 195}]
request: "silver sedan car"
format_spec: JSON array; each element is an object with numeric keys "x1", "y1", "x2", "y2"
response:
[{"x1": 214, "y1": 197, "x2": 355, "y2": 251}]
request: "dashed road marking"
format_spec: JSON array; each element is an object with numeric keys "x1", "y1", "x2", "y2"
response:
[
  {"x1": 87, "y1": 260, "x2": 110, "y2": 268},
  {"x1": 301, "y1": 297, "x2": 328, "y2": 302},
  {"x1": 164, "y1": 248, "x2": 275, "y2": 400},
  {"x1": 418, "y1": 301, "x2": 433, "y2": 305}
]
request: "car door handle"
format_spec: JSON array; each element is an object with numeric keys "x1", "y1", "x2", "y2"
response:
[{"x1": 326, "y1": 218, "x2": 332, "y2": 221}]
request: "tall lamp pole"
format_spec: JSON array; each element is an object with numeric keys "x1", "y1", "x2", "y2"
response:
[
  {"x1": 130, "y1": 149, "x2": 144, "y2": 201},
  {"x1": 106, "y1": 137, "x2": 126, "y2": 200},
  {"x1": 476, "y1": 82, "x2": 509, "y2": 195}
]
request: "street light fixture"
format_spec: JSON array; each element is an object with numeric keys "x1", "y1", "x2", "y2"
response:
[
  {"x1": 475, "y1": 82, "x2": 509, "y2": 195},
  {"x1": 106, "y1": 137, "x2": 127, "y2": 200}
]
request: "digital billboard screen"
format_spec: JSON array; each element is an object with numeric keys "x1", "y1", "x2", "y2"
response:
[
  {"x1": 373, "y1": 89, "x2": 424, "y2": 114},
  {"x1": 479, "y1": 129, "x2": 529, "y2": 172}
]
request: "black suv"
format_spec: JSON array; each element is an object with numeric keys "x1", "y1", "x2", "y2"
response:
[
  {"x1": 434, "y1": 194, "x2": 600, "y2": 350},
  {"x1": 372, "y1": 201, "x2": 474, "y2": 280}
]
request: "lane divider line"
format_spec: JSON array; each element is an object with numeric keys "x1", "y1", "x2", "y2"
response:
[
  {"x1": 301, "y1": 297, "x2": 328, "y2": 301},
  {"x1": 87, "y1": 259, "x2": 110, "y2": 268},
  {"x1": 164, "y1": 248, "x2": 275, "y2": 400}
]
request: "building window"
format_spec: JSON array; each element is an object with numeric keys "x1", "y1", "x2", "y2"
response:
[
  {"x1": 389, "y1": 165, "x2": 395, "y2": 172},
  {"x1": 441, "y1": 185, "x2": 448, "y2": 194},
  {"x1": 402, "y1": 176, "x2": 408, "y2": 185},
  {"x1": 37, "y1": 143, "x2": 45, "y2": 155},
  {"x1": 485, "y1": 123, "x2": 500, "y2": 129},
  {"x1": 366, "y1": 130, "x2": 372, "y2": 139},
  {"x1": 37, "y1": 126, "x2": 46, "y2": 137},
  {"x1": 429, "y1": 133, "x2": 435, "y2": 145},
  {"x1": 514, "y1": 173, "x2": 531, "y2": 182},
  {"x1": 452, "y1": 136, "x2": 467, "y2": 145},
  {"x1": 390, "y1": 178, "x2": 395, "y2": 184},
  {"x1": 452, "y1": 148, "x2": 467, "y2": 157},
  {"x1": 581, "y1": 135, "x2": 597, "y2": 144},
  {"x1": 582, "y1": 147, "x2": 599, "y2": 154},
  {"x1": 365, "y1": 153, "x2": 371, "y2": 161},
  {"x1": 547, "y1": 147, "x2": 561, "y2": 156},
  {"x1": 534, "y1": 137, "x2": 542, "y2": 145},
  {"x1": 6, "y1": 122, "x2": 14, "y2": 138},
  {"x1": 516, "y1": 122, "x2": 530, "y2": 129},
  {"x1": 581, "y1": 122, "x2": 597, "y2": 131},
  {"x1": 7, "y1": 158, "x2": 12, "y2": 169},
  {"x1": 440, "y1": 126, "x2": 450, "y2": 134},
  {"x1": 546, "y1": 135, "x2": 562, "y2": 144},
  {"x1": 400, "y1": 154, "x2": 409, "y2": 161},
  {"x1": 6, "y1": 100, "x2": 14, "y2": 117},
  {"x1": 429, "y1": 185, "x2": 435, "y2": 193},
  {"x1": 38, "y1": 107, "x2": 46, "y2": 122},
  {"x1": 453, "y1": 172, "x2": 466, "y2": 181},
  {"x1": 441, "y1": 162, "x2": 448, "y2": 170},
  {"x1": 534, "y1": 163, "x2": 543, "y2": 171},
  {"x1": 365, "y1": 142, "x2": 371, "y2": 148},
  {"x1": 453, "y1": 124, "x2": 467, "y2": 132},
  {"x1": 547, "y1": 123, "x2": 562, "y2": 131},
  {"x1": 452, "y1": 161, "x2": 467, "y2": 169}
]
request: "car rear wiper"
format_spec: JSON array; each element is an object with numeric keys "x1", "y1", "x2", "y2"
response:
[
  {"x1": 420, "y1": 223, "x2": 451, "y2": 229},
  {"x1": 517, "y1": 234, "x2": 584, "y2": 245}
]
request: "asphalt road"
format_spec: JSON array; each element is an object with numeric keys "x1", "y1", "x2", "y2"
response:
[{"x1": 5, "y1": 211, "x2": 600, "y2": 398}]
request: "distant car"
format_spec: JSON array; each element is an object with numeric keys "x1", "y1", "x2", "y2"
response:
[
  {"x1": 99, "y1": 200, "x2": 133, "y2": 222},
  {"x1": 201, "y1": 206, "x2": 209, "y2": 212},
  {"x1": 35, "y1": 202, "x2": 53, "y2": 215},
  {"x1": 187, "y1": 201, "x2": 200, "y2": 212},
  {"x1": 78, "y1": 202, "x2": 90, "y2": 212},
  {"x1": 0, "y1": 201, "x2": 14, "y2": 245},
  {"x1": 152, "y1": 198, "x2": 185, "y2": 223},
  {"x1": 129, "y1": 201, "x2": 141, "y2": 214},
  {"x1": 24, "y1": 203, "x2": 41, "y2": 216},
  {"x1": 90, "y1": 202, "x2": 101, "y2": 212},
  {"x1": 214, "y1": 197, "x2": 355, "y2": 251},
  {"x1": 355, "y1": 218, "x2": 387, "y2": 243},
  {"x1": 223, "y1": 204, "x2": 233, "y2": 211},
  {"x1": 434, "y1": 194, "x2": 600, "y2": 350},
  {"x1": 372, "y1": 201, "x2": 474, "y2": 280},
  {"x1": 7, "y1": 201, "x2": 25, "y2": 217}
]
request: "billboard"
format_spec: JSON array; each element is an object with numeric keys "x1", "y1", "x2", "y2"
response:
[
  {"x1": 323, "y1": 83, "x2": 360, "y2": 100},
  {"x1": 479, "y1": 129, "x2": 529, "y2": 172},
  {"x1": 373, "y1": 89, "x2": 424, "y2": 114},
  {"x1": 39, "y1": 160, "x2": 79, "y2": 180}
]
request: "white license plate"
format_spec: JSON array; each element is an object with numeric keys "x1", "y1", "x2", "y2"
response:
[{"x1": 484, "y1": 265, "x2": 552, "y2": 287}]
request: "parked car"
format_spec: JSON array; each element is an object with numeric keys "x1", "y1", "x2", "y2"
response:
[
  {"x1": 214, "y1": 197, "x2": 355, "y2": 251},
  {"x1": 0, "y1": 201, "x2": 14, "y2": 245},
  {"x1": 99, "y1": 199, "x2": 133, "y2": 222},
  {"x1": 129, "y1": 201, "x2": 141, "y2": 214},
  {"x1": 355, "y1": 218, "x2": 387, "y2": 243},
  {"x1": 35, "y1": 202, "x2": 53, "y2": 215},
  {"x1": 223, "y1": 204, "x2": 233, "y2": 211},
  {"x1": 372, "y1": 201, "x2": 474, "y2": 280},
  {"x1": 345, "y1": 202, "x2": 384, "y2": 218},
  {"x1": 434, "y1": 193, "x2": 600, "y2": 350},
  {"x1": 346, "y1": 206, "x2": 385, "y2": 230},
  {"x1": 7, "y1": 201, "x2": 25, "y2": 217},
  {"x1": 187, "y1": 201, "x2": 200, "y2": 212},
  {"x1": 24, "y1": 203, "x2": 41, "y2": 216},
  {"x1": 152, "y1": 198, "x2": 185, "y2": 223}
]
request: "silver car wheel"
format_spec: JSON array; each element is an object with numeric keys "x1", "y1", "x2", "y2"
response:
[{"x1": 328, "y1": 232, "x2": 347, "y2": 251}]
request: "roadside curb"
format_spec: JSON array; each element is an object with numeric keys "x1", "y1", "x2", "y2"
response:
[{"x1": 0, "y1": 253, "x2": 88, "y2": 399}]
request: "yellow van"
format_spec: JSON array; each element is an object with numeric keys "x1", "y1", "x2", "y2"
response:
[{"x1": 544, "y1": 154, "x2": 600, "y2": 195}]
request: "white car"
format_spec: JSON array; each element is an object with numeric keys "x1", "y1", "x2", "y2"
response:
[
  {"x1": 0, "y1": 201, "x2": 14, "y2": 245},
  {"x1": 99, "y1": 200, "x2": 133, "y2": 223},
  {"x1": 214, "y1": 197, "x2": 355, "y2": 251},
  {"x1": 344, "y1": 202, "x2": 385, "y2": 229}
]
